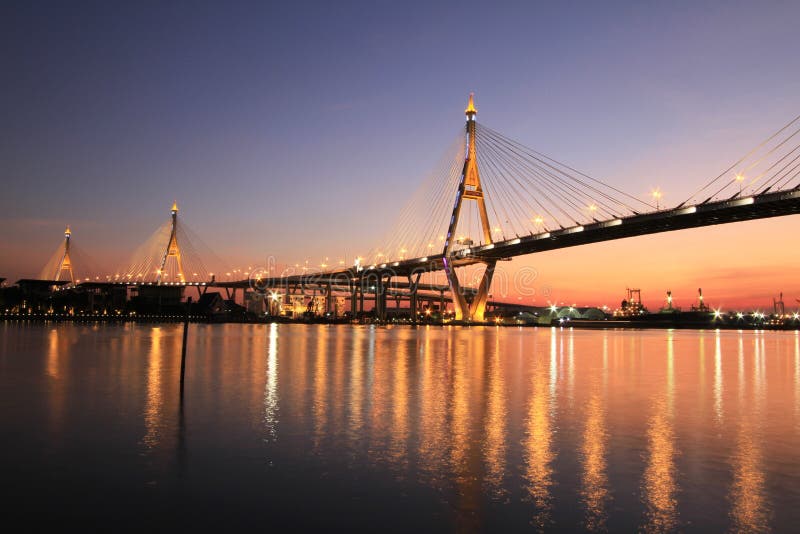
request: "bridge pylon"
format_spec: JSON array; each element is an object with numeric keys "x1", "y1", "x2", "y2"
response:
[
  {"x1": 54, "y1": 225, "x2": 75, "y2": 284},
  {"x1": 156, "y1": 201, "x2": 186, "y2": 284},
  {"x1": 442, "y1": 94, "x2": 497, "y2": 321}
]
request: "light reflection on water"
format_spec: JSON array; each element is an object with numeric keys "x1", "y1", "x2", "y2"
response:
[
  {"x1": 523, "y1": 339, "x2": 555, "y2": 530},
  {"x1": 142, "y1": 327, "x2": 163, "y2": 450},
  {"x1": 795, "y1": 333, "x2": 800, "y2": 431},
  {"x1": 2, "y1": 322, "x2": 800, "y2": 531},
  {"x1": 263, "y1": 323, "x2": 278, "y2": 441},
  {"x1": 641, "y1": 331, "x2": 678, "y2": 532},
  {"x1": 483, "y1": 333, "x2": 507, "y2": 497},
  {"x1": 730, "y1": 332, "x2": 770, "y2": 533},
  {"x1": 580, "y1": 332, "x2": 609, "y2": 534}
]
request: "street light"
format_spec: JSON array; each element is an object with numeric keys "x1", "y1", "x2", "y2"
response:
[
  {"x1": 651, "y1": 188, "x2": 662, "y2": 210},
  {"x1": 735, "y1": 173, "x2": 745, "y2": 194}
]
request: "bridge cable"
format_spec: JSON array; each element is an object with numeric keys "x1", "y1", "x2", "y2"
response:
[{"x1": 683, "y1": 113, "x2": 800, "y2": 205}]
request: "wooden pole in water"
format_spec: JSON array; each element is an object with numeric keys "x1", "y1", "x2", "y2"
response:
[{"x1": 180, "y1": 296, "x2": 192, "y2": 400}]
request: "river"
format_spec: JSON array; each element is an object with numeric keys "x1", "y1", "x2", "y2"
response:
[{"x1": 1, "y1": 322, "x2": 798, "y2": 532}]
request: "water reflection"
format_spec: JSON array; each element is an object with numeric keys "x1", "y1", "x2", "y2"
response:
[
  {"x1": 483, "y1": 333, "x2": 507, "y2": 496},
  {"x1": 313, "y1": 326, "x2": 329, "y2": 449},
  {"x1": 580, "y1": 375, "x2": 609, "y2": 531},
  {"x1": 7, "y1": 324, "x2": 800, "y2": 531},
  {"x1": 47, "y1": 328, "x2": 60, "y2": 379},
  {"x1": 369, "y1": 327, "x2": 390, "y2": 461},
  {"x1": 142, "y1": 327, "x2": 163, "y2": 450},
  {"x1": 46, "y1": 327, "x2": 67, "y2": 442},
  {"x1": 524, "y1": 331, "x2": 555, "y2": 530},
  {"x1": 730, "y1": 416, "x2": 768, "y2": 533},
  {"x1": 418, "y1": 327, "x2": 448, "y2": 487},
  {"x1": 714, "y1": 332, "x2": 724, "y2": 424},
  {"x1": 567, "y1": 329, "x2": 575, "y2": 404},
  {"x1": 641, "y1": 331, "x2": 678, "y2": 532},
  {"x1": 389, "y1": 331, "x2": 409, "y2": 469},
  {"x1": 347, "y1": 327, "x2": 365, "y2": 444},
  {"x1": 450, "y1": 332, "x2": 471, "y2": 484},
  {"x1": 796, "y1": 333, "x2": 800, "y2": 431},
  {"x1": 730, "y1": 332, "x2": 770, "y2": 533},
  {"x1": 264, "y1": 323, "x2": 278, "y2": 441}
]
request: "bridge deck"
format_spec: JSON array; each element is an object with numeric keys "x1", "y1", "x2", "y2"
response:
[{"x1": 349, "y1": 187, "x2": 800, "y2": 275}]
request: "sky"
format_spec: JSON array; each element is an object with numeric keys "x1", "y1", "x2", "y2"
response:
[{"x1": 1, "y1": 0, "x2": 799, "y2": 310}]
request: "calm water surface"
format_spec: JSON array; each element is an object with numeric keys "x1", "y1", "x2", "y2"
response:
[{"x1": 1, "y1": 323, "x2": 799, "y2": 532}]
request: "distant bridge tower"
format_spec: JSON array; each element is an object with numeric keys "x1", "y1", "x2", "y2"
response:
[
  {"x1": 442, "y1": 94, "x2": 497, "y2": 321},
  {"x1": 156, "y1": 201, "x2": 185, "y2": 284},
  {"x1": 54, "y1": 225, "x2": 75, "y2": 284}
]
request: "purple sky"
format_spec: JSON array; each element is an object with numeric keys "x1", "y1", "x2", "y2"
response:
[{"x1": 2, "y1": 1, "x2": 800, "y2": 306}]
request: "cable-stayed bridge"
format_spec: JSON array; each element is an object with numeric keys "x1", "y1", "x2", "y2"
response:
[
  {"x1": 22, "y1": 95, "x2": 800, "y2": 322},
  {"x1": 250, "y1": 94, "x2": 800, "y2": 322}
]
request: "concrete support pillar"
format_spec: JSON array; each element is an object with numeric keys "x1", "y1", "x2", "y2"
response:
[
  {"x1": 377, "y1": 276, "x2": 385, "y2": 323},
  {"x1": 325, "y1": 282, "x2": 332, "y2": 315},
  {"x1": 359, "y1": 283, "x2": 365, "y2": 320}
]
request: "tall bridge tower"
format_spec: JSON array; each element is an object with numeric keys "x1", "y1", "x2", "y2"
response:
[
  {"x1": 442, "y1": 94, "x2": 497, "y2": 321},
  {"x1": 156, "y1": 201, "x2": 185, "y2": 284},
  {"x1": 54, "y1": 225, "x2": 75, "y2": 284}
]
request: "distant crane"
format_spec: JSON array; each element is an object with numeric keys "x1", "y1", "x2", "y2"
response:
[
  {"x1": 691, "y1": 288, "x2": 709, "y2": 312},
  {"x1": 774, "y1": 292, "x2": 785, "y2": 315}
]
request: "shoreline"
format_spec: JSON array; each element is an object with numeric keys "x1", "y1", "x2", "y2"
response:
[{"x1": 2, "y1": 314, "x2": 798, "y2": 331}]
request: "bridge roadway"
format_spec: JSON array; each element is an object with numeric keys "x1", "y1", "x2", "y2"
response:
[
  {"x1": 296, "y1": 186, "x2": 800, "y2": 280},
  {"x1": 70, "y1": 188, "x2": 800, "y2": 298}
]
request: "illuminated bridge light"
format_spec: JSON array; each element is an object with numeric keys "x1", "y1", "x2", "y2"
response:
[
  {"x1": 509, "y1": 238, "x2": 521, "y2": 245},
  {"x1": 731, "y1": 197, "x2": 754, "y2": 206},
  {"x1": 607, "y1": 219, "x2": 622, "y2": 226},
  {"x1": 676, "y1": 206, "x2": 697, "y2": 215},
  {"x1": 534, "y1": 232, "x2": 551, "y2": 239}
]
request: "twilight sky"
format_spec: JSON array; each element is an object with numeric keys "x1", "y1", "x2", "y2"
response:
[{"x1": 2, "y1": 1, "x2": 799, "y2": 309}]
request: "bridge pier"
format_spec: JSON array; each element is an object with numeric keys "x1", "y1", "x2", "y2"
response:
[
  {"x1": 468, "y1": 261, "x2": 496, "y2": 322},
  {"x1": 377, "y1": 275, "x2": 386, "y2": 323},
  {"x1": 325, "y1": 282, "x2": 332, "y2": 316},
  {"x1": 359, "y1": 284, "x2": 365, "y2": 320},
  {"x1": 408, "y1": 273, "x2": 420, "y2": 325}
]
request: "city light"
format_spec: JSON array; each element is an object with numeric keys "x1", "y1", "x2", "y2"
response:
[
  {"x1": 736, "y1": 173, "x2": 745, "y2": 194},
  {"x1": 651, "y1": 188, "x2": 662, "y2": 209}
]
